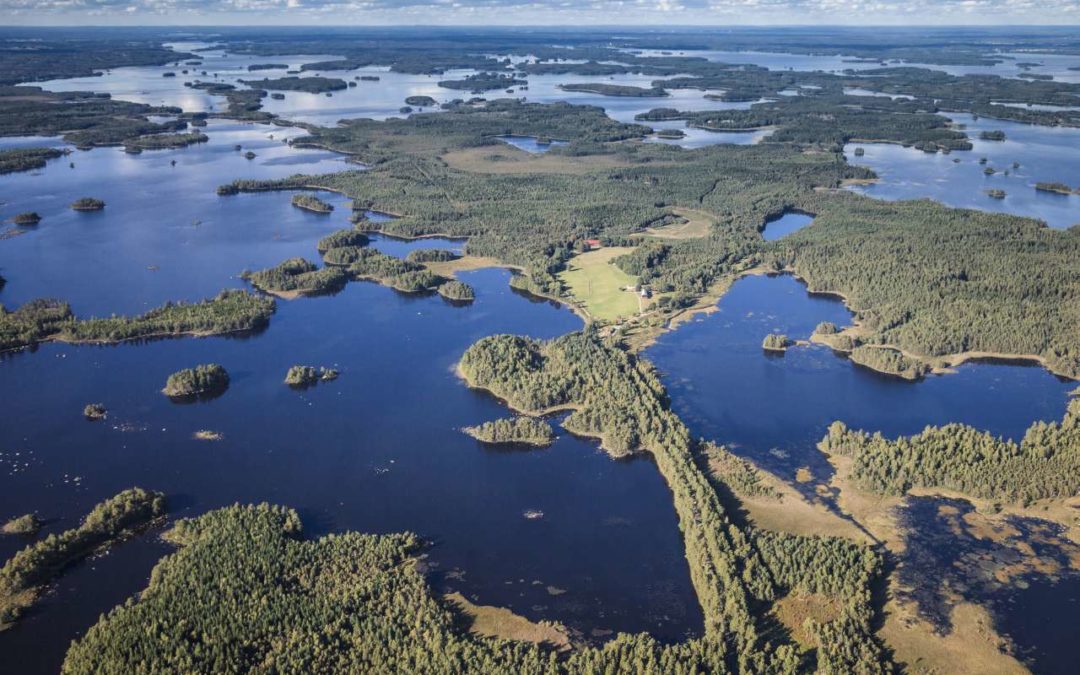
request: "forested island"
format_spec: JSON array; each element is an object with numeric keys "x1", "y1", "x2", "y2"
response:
[
  {"x1": 240, "y1": 76, "x2": 348, "y2": 93},
  {"x1": 437, "y1": 72, "x2": 526, "y2": 91},
  {"x1": 762, "y1": 333, "x2": 792, "y2": 352},
  {"x1": 0, "y1": 289, "x2": 275, "y2": 353},
  {"x1": 284, "y1": 365, "x2": 338, "y2": 386},
  {"x1": 559, "y1": 83, "x2": 668, "y2": 97},
  {"x1": 163, "y1": 364, "x2": 230, "y2": 398},
  {"x1": 0, "y1": 147, "x2": 65, "y2": 174},
  {"x1": 463, "y1": 416, "x2": 555, "y2": 446},
  {"x1": 290, "y1": 193, "x2": 334, "y2": 213},
  {"x1": 70, "y1": 197, "x2": 105, "y2": 211}
]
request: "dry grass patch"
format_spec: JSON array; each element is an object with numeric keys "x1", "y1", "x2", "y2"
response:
[{"x1": 445, "y1": 592, "x2": 571, "y2": 652}]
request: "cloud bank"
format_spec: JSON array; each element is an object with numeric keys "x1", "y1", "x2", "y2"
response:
[{"x1": 1, "y1": 0, "x2": 1076, "y2": 25}]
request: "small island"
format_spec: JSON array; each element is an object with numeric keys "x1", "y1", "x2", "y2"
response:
[
  {"x1": 437, "y1": 72, "x2": 525, "y2": 92},
  {"x1": 162, "y1": 364, "x2": 230, "y2": 398},
  {"x1": 437, "y1": 280, "x2": 475, "y2": 302},
  {"x1": 1035, "y1": 182, "x2": 1075, "y2": 195},
  {"x1": 559, "y1": 83, "x2": 668, "y2": 97},
  {"x1": 240, "y1": 76, "x2": 348, "y2": 93},
  {"x1": 12, "y1": 212, "x2": 41, "y2": 226},
  {"x1": 247, "y1": 63, "x2": 288, "y2": 71},
  {"x1": 404, "y1": 95, "x2": 437, "y2": 107},
  {"x1": 762, "y1": 333, "x2": 792, "y2": 353},
  {"x1": 1, "y1": 514, "x2": 40, "y2": 536},
  {"x1": 853, "y1": 147, "x2": 865, "y2": 157},
  {"x1": 83, "y1": 403, "x2": 107, "y2": 420},
  {"x1": 986, "y1": 189, "x2": 1006, "y2": 199},
  {"x1": 463, "y1": 416, "x2": 555, "y2": 447},
  {"x1": 71, "y1": 197, "x2": 105, "y2": 211},
  {"x1": 284, "y1": 365, "x2": 338, "y2": 387},
  {"x1": 655, "y1": 128, "x2": 685, "y2": 139},
  {"x1": 979, "y1": 130, "x2": 1007, "y2": 141},
  {"x1": 291, "y1": 193, "x2": 334, "y2": 214}
]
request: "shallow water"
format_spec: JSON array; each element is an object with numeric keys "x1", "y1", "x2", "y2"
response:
[
  {"x1": 846, "y1": 113, "x2": 1080, "y2": 229},
  {"x1": 897, "y1": 496, "x2": 1080, "y2": 675}
]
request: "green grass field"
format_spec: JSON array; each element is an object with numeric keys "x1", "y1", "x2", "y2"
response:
[{"x1": 557, "y1": 247, "x2": 641, "y2": 321}]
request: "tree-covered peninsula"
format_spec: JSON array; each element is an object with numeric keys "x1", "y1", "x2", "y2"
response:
[
  {"x1": 246, "y1": 258, "x2": 348, "y2": 297},
  {"x1": 0, "y1": 289, "x2": 275, "y2": 353},
  {"x1": 821, "y1": 395, "x2": 1080, "y2": 506},
  {"x1": 1, "y1": 488, "x2": 165, "y2": 630}
]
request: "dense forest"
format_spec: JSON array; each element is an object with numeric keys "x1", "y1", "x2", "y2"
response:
[
  {"x1": 764, "y1": 195, "x2": 1080, "y2": 379},
  {"x1": 821, "y1": 395, "x2": 1080, "y2": 505},
  {"x1": 1, "y1": 488, "x2": 165, "y2": 629}
]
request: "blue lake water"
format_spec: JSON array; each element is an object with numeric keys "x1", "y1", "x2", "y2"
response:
[
  {"x1": 646, "y1": 274, "x2": 1075, "y2": 481},
  {"x1": 5, "y1": 37, "x2": 1080, "y2": 674},
  {"x1": 760, "y1": 211, "x2": 814, "y2": 240},
  {"x1": 846, "y1": 113, "x2": 1080, "y2": 229}
]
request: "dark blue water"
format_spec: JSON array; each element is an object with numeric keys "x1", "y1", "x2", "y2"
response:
[
  {"x1": 760, "y1": 211, "x2": 814, "y2": 241},
  {"x1": 646, "y1": 274, "x2": 1074, "y2": 481},
  {"x1": 0, "y1": 120, "x2": 349, "y2": 316},
  {"x1": 0, "y1": 268, "x2": 701, "y2": 674}
]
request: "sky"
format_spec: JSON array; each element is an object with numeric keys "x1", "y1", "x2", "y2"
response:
[{"x1": 0, "y1": 0, "x2": 1077, "y2": 26}]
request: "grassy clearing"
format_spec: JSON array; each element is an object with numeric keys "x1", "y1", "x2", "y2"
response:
[
  {"x1": 445, "y1": 592, "x2": 571, "y2": 652},
  {"x1": 557, "y1": 247, "x2": 640, "y2": 322},
  {"x1": 637, "y1": 207, "x2": 715, "y2": 240},
  {"x1": 441, "y1": 145, "x2": 648, "y2": 175}
]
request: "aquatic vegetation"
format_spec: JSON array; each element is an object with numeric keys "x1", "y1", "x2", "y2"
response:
[
  {"x1": 83, "y1": 403, "x2": 107, "y2": 420},
  {"x1": 70, "y1": 197, "x2": 105, "y2": 211},
  {"x1": 246, "y1": 258, "x2": 348, "y2": 297},
  {"x1": 0, "y1": 147, "x2": 65, "y2": 174},
  {"x1": 162, "y1": 364, "x2": 230, "y2": 398},
  {"x1": 290, "y1": 193, "x2": 334, "y2": 213},
  {"x1": 0, "y1": 488, "x2": 165, "y2": 630},
  {"x1": 1, "y1": 514, "x2": 40, "y2": 536},
  {"x1": 463, "y1": 416, "x2": 555, "y2": 446},
  {"x1": 820, "y1": 396, "x2": 1080, "y2": 506}
]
